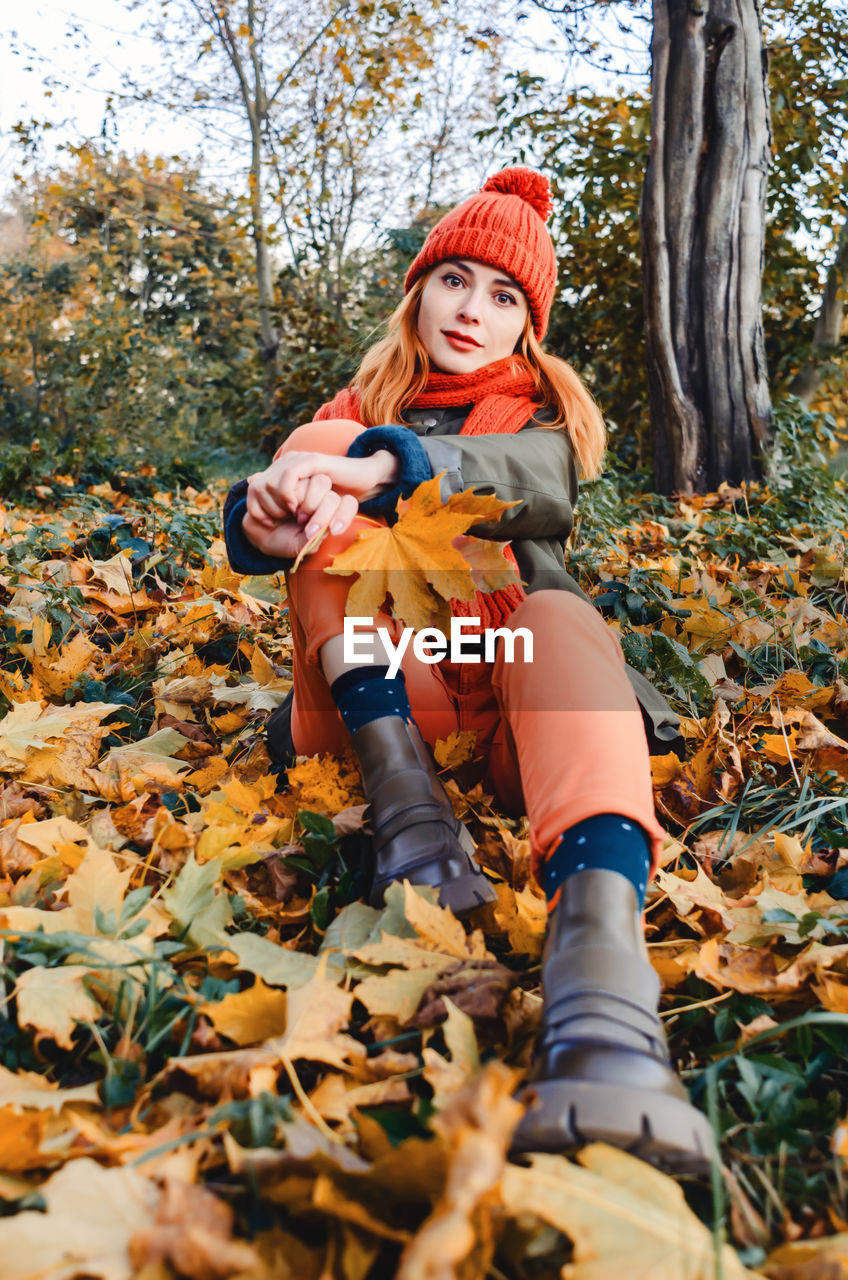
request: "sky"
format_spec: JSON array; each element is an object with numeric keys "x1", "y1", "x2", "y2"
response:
[
  {"x1": 0, "y1": 0, "x2": 653, "y2": 218},
  {"x1": 3, "y1": 0, "x2": 214, "y2": 176},
  {"x1": 1, "y1": 0, "x2": 651, "y2": 193}
]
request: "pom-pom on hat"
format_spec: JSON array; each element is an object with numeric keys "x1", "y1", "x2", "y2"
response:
[{"x1": 404, "y1": 167, "x2": 557, "y2": 339}]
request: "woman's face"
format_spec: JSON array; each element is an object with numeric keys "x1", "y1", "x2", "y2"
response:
[{"x1": 416, "y1": 258, "x2": 529, "y2": 374}]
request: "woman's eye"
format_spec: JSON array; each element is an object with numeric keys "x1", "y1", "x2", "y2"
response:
[
  {"x1": 442, "y1": 273, "x2": 464, "y2": 287},
  {"x1": 495, "y1": 292, "x2": 517, "y2": 306}
]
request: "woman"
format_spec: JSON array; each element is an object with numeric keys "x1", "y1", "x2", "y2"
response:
[{"x1": 223, "y1": 169, "x2": 713, "y2": 1172}]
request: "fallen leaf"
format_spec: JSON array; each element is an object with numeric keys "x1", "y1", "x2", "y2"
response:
[
  {"x1": 402, "y1": 881, "x2": 489, "y2": 960},
  {"x1": 129, "y1": 1176, "x2": 259, "y2": 1280},
  {"x1": 0, "y1": 1107, "x2": 49, "y2": 1173},
  {"x1": 161, "y1": 854, "x2": 233, "y2": 947},
  {"x1": 202, "y1": 977, "x2": 288, "y2": 1045},
  {"x1": 16, "y1": 964, "x2": 102, "y2": 1049},
  {"x1": 0, "y1": 1065, "x2": 100, "y2": 1113},
  {"x1": 433, "y1": 729, "x2": 478, "y2": 771},
  {"x1": 397, "y1": 1062, "x2": 521, "y2": 1280},
  {"x1": 0, "y1": 1156, "x2": 159, "y2": 1279},
  {"x1": 0, "y1": 700, "x2": 121, "y2": 761},
  {"x1": 763, "y1": 1234, "x2": 848, "y2": 1278},
  {"x1": 226, "y1": 932, "x2": 321, "y2": 988},
  {"x1": 500, "y1": 1144, "x2": 755, "y2": 1279}
]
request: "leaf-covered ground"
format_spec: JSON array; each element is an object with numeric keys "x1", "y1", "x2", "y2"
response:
[{"x1": 0, "y1": 463, "x2": 847, "y2": 1280}]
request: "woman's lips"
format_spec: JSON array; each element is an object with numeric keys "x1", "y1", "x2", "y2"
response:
[{"x1": 442, "y1": 330, "x2": 482, "y2": 351}]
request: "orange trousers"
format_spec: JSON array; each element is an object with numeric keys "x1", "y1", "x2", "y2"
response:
[{"x1": 281, "y1": 421, "x2": 666, "y2": 879}]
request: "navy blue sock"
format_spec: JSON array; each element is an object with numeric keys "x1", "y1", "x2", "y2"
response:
[
  {"x1": 544, "y1": 814, "x2": 652, "y2": 909},
  {"x1": 330, "y1": 665, "x2": 411, "y2": 734}
]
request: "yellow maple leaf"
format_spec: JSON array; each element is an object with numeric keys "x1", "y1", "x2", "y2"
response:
[
  {"x1": 0, "y1": 1107, "x2": 49, "y2": 1172},
  {"x1": 202, "y1": 977, "x2": 288, "y2": 1046},
  {"x1": 15, "y1": 965, "x2": 101, "y2": 1050},
  {"x1": 500, "y1": 1146, "x2": 753, "y2": 1279},
  {"x1": 0, "y1": 1064, "x2": 99, "y2": 1113},
  {"x1": 326, "y1": 476, "x2": 520, "y2": 631},
  {"x1": 18, "y1": 629, "x2": 99, "y2": 700},
  {"x1": 0, "y1": 700, "x2": 121, "y2": 762},
  {"x1": 0, "y1": 1158, "x2": 159, "y2": 1279},
  {"x1": 287, "y1": 753, "x2": 364, "y2": 813}
]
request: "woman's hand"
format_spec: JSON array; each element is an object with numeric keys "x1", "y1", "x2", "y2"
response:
[
  {"x1": 241, "y1": 509, "x2": 316, "y2": 561},
  {"x1": 249, "y1": 448, "x2": 399, "y2": 523},
  {"x1": 243, "y1": 471, "x2": 360, "y2": 558},
  {"x1": 242, "y1": 445, "x2": 399, "y2": 559}
]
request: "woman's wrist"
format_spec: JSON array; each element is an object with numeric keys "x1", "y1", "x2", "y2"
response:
[{"x1": 361, "y1": 449, "x2": 400, "y2": 499}]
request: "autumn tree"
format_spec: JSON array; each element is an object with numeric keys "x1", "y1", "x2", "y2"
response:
[
  {"x1": 763, "y1": 0, "x2": 848, "y2": 414},
  {"x1": 500, "y1": 0, "x2": 847, "y2": 481},
  {"x1": 124, "y1": 0, "x2": 507, "y2": 423},
  {"x1": 0, "y1": 148, "x2": 259, "y2": 485}
]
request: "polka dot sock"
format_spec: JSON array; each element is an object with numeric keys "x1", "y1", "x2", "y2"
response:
[
  {"x1": 543, "y1": 814, "x2": 652, "y2": 911},
  {"x1": 330, "y1": 665, "x2": 412, "y2": 735}
]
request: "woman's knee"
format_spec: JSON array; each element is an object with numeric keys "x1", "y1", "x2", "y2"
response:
[
  {"x1": 277, "y1": 418, "x2": 366, "y2": 457},
  {"x1": 507, "y1": 590, "x2": 625, "y2": 660}
]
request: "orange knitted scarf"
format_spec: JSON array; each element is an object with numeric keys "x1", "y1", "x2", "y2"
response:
[{"x1": 315, "y1": 357, "x2": 543, "y2": 634}]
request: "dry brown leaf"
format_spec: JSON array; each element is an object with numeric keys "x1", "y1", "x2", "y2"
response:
[
  {"x1": 763, "y1": 1235, "x2": 848, "y2": 1279},
  {"x1": 413, "y1": 958, "x2": 518, "y2": 1029},
  {"x1": 129, "y1": 1177, "x2": 259, "y2": 1280},
  {"x1": 397, "y1": 1061, "x2": 522, "y2": 1280}
]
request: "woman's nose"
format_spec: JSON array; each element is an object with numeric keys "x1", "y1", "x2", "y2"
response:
[{"x1": 457, "y1": 290, "x2": 482, "y2": 323}]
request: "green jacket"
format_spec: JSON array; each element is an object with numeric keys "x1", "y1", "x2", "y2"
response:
[
  {"x1": 402, "y1": 403, "x2": 583, "y2": 597},
  {"x1": 399, "y1": 406, "x2": 683, "y2": 757},
  {"x1": 223, "y1": 406, "x2": 684, "y2": 760}
]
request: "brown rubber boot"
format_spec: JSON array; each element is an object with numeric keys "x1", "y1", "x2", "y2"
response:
[
  {"x1": 512, "y1": 868, "x2": 715, "y2": 1175},
  {"x1": 351, "y1": 716, "x2": 496, "y2": 918}
]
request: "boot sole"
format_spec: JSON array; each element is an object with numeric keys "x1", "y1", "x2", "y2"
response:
[
  {"x1": 511, "y1": 1077, "x2": 716, "y2": 1177},
  {"x1": 435, "y1": 869, "x2": 497, "y2": 918}
]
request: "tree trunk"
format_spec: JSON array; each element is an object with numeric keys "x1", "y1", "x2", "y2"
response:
[
  {"x1": 246, "y1": 0, "x2": 279, "y2": 412},
  {"x1": 787, "y1": 210, "x2": 848, "y2": 406},
  {"x1": 213, "y1": 0, "x2": 280, "y2": 416},
  {"x1": 642, "y1": 0, "x2": 773, "y2": 494}
]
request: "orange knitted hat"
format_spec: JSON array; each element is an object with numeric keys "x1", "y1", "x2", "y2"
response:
[{"x1": 404, "y1": 167, "x2": 557, "y2": 339}]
